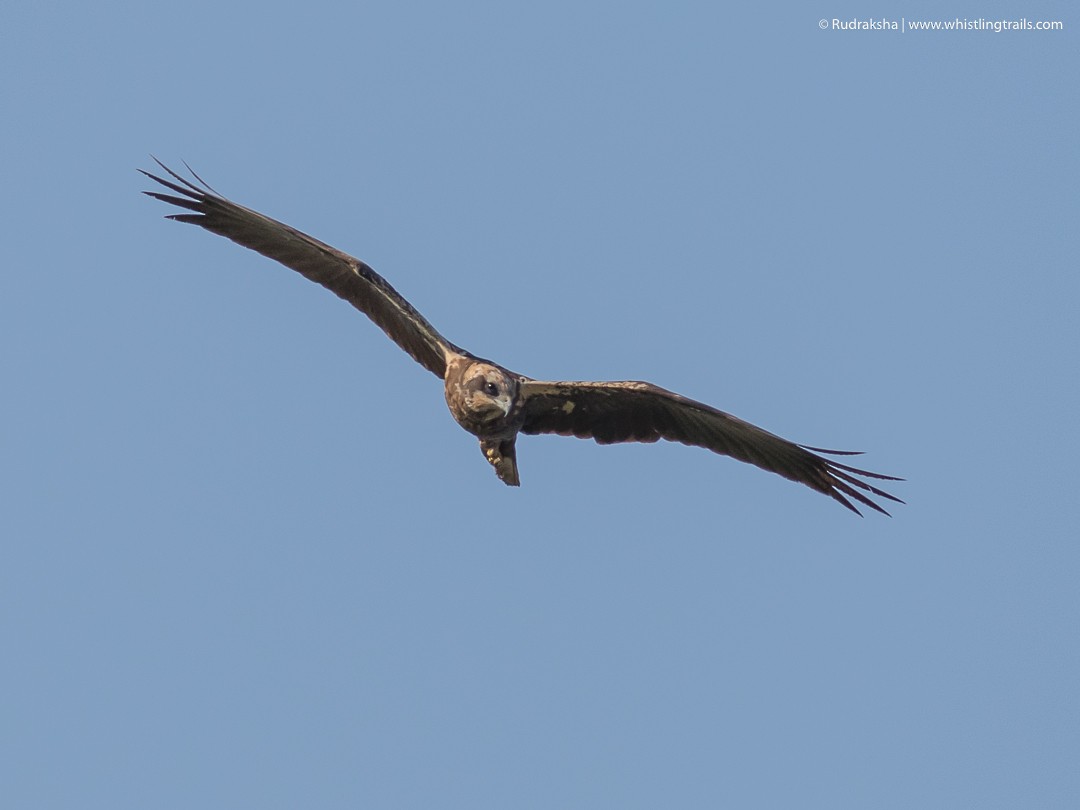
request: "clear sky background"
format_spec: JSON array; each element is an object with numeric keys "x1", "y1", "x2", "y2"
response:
[{"x1": 2, "y1": 2, "x2": 1076, "y2": 808}]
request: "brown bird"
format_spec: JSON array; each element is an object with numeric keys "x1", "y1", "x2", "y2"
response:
[{"x1": 142, "y1": 160, "x2": 902, "y2": 515}]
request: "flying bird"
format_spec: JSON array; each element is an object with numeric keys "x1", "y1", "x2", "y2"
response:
[{"x1": 142, "y1": 160, "x2": 902, "y2": 515}]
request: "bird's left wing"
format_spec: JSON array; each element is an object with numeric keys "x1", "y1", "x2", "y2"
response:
[
  {"x1": 141, "y1": 160, "x2": 461, "y2": 378},
  {"x1": 520, "y1": 380, "x2": 902, "y2": 515}
]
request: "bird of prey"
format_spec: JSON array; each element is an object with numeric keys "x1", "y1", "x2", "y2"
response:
[{"x1": 142, "y1": 160, "x2": 902, "y2": 515}]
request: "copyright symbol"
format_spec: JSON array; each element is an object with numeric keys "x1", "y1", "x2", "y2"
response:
[{"x1": 818, "y1": 18, "x2": 829, "y2": 29}]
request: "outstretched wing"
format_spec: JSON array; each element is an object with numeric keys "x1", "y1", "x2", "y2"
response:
[
  {"x1": 520, "y1": 380, "x2": 902, "y2": 515},
  {"x1": 141, "y1": 159, "x2": 462, "y2": 378}
]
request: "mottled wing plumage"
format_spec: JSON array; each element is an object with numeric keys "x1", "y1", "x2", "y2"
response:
[
  {"x1": 140, "y1": 160, "x2": 460, "y2": 378},
  {"x1": 520, "y1": 380, "x2": 902, "y2": 515}
]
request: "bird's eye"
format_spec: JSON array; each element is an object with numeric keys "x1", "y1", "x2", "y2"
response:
[{"x1": 484, "y1": 382, "x2": 499, "y2": 396}]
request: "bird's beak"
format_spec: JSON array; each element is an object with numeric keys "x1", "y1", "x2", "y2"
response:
[{"x1": 479, "y1": 394, "x2": 512, "y2": 422}]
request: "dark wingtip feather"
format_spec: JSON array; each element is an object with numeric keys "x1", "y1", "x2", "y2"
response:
[
  {"x1": 829, "y1": 461, "x2": 905, "y2": 483},
  {"x1": 180, "y1": 160, "x2": 221, "y2": 195},
  {"x1": 803, "y1": 445, "x2": 904, "y2": 482},
  {"x1": 143, "y1": 191, "x2": 203, "y2": 212},
  {"x1": 833, "y1": 491, "x2": 866, "y2": 517}
]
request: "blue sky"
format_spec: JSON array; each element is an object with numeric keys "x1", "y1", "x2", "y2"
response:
[{"x1": 2, "y1": 2, "x2": 1077, "y2": 807}]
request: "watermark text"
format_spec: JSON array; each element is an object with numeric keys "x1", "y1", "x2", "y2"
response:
[{"x1": 818, "y1": 17, "x2": 1064, "y2": 33}]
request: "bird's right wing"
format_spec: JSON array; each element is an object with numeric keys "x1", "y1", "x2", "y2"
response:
[{"x1": 141, "y1": 160, "x2": 462, "y2": 378}]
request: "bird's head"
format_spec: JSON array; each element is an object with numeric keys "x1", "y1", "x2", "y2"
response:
[{"x1": 461, "y1": 363, "x2": 517, "y2": 422}]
